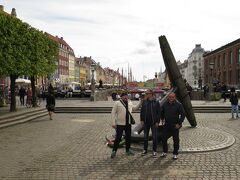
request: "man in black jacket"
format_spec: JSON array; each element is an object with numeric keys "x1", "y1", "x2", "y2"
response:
[
  {"x1": 19, "y1": 86, "x2": 26, "y2": 106},
  {"x1": 230, "y1": 91, "x2": 238, "y2": 119},
  {"x1": 160, "y1": 92, "x2": 185, "y2": 160},
  {"x1": 140, "y1": 89, "x2": 160, "y2": 157}
]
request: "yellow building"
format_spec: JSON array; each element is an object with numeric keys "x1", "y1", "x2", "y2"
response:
[
  {"x1": 80, "y1": 65, "x2": 86, "y2": 86},
  {"x1": 68, "y1": 52, "x2": 75, "y2": 82}
]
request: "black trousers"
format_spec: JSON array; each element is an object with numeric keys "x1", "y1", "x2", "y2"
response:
[
  {"x1": 112, "y1": 125, "x2": 131, "y2": 152},
  {"x1": 20, "y1": 96, "x2": 25, "y2": 105},
  {"x1": 143, "y1": 124, "x2": 158, "y2": 152},
  {"x1": 162, "y1": 126, "x2": 180, "y2": 155}
]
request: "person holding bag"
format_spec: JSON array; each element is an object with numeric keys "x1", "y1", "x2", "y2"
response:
[
  {"x1": 110, "y1": 92, "x2": 142, "y2": 158},
  {"x1": 46, "y1": 89, "x2": 55, "y2": 120}
]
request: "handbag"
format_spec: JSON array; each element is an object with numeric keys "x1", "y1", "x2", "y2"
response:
[
  {"x1": 46, "y1": 104, "x2": 55, "y2": 110},
  {"x1": 120, "y1": 99, "x2": 135, "y2": 124},
  {"x1": 130, "y1": 115, "x2": 135, "y2": 125}
]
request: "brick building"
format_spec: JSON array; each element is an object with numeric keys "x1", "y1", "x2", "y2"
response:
[
  {"x1": 46, "y1": 33, "x2": 75, "y2": 84},
  {"x1": 204, "y1": 38, "x2": 240, "y2": 88}
]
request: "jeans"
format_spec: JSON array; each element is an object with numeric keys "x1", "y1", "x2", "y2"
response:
[
  {"x1": 143, "y1": 124, "x2": 158, "y2": 152},
  {"x1": 231, "y1": 105, "x2": 239, "y2": 118}
]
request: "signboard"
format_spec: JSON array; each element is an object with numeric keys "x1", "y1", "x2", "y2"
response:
[{"x1": 126, "y1": 82, "x2": 164, "y2": 88}]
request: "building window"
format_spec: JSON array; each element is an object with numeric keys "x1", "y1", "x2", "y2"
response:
[
  {"x1": 229, "y1": 50, "x2": 232, "y2": 64},
  {"x1": 223, "y1": 71, "x2": 226, "y2": 83},
  {"x1": 223, "y1": 53, "x2": 226, "y2": 66},
  {"x1": 229, "y1": 70, "x2": 232, "y2": 84},
  {"x1": 237, "y1": 48, "x2": 240, "y2": 64},
  {"x1": 218, "y1": 55, "x2": 221, "y2": 67},
  {"x1": 237, "y1": 69, "x2": 240, "y2": 86},
  {"x1": 213, "y1": 57, "x2": 216, "y2": 69}
]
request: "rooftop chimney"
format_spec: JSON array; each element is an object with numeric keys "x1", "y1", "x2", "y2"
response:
[
  {"x1": 0, "y1": 5, "x2": 4, "y2": 11},
  {"x1": 60, "y1": 37, "x2": 63, "y2": 40},
  {"x1": 195, "y1": 44, "x2": 201, "y2": 48},
  {"x1": 11, "y1": 8, "x2": 17, "y2": 17}
]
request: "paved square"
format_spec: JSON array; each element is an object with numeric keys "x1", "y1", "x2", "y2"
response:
[{"x1": 0, "y1": 112, "x2": 239, "y2": 179}]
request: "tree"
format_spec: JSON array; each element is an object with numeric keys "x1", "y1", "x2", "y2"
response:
[
  {"x1": 25, "y1": 28, "x2": 58, "y2": 107},
  {"x1": 0, "y1": 12, "x2": 58, "y2": 111},
  {"x1": 0, "y1": 12, "x2": 32, "y2": 111}
]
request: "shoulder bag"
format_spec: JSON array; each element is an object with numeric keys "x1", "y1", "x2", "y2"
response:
[{"x1": 120, "y1": 99, "x2": 135, "y2": 124}]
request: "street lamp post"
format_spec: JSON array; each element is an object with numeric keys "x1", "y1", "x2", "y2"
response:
[
  {"x1": 209, "y1": 61, "x2": 214, "y2": 100},
  {"x1": 90, "y1": 62, "x2": 96, "y2": 101}
]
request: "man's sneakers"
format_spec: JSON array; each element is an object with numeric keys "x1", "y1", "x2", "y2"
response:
[
  {"x1": 111, "y1": 150, "x2": 135, "y2": 158},
  {"x1": 160, "y1": 152, "x2": 167, "y2": 158},
  {"x1": 141, "y1": 151, "x2": 157, "y2": 157},
  {"x1": 141, "y1": 150, "x2": 147, "y2": 156},
  {"x1": 153, "y1": 152, "x2": 157, "y2": 157},
  {"x1": 160, "y1": 153, "x2": 178, "y2": 160},
  {"x1": 111, "y1": 151, "x2": 116, "y2": 158},
  {"x1": 126, "y1": 150, "x2": 134, "y2": 156},
  {"x1": 172, "y1": 154, "x2": 178, "y2": 160}
]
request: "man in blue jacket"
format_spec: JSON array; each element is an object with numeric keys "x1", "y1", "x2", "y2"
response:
[
  {"x1": 140, "y1": 89, "x2": 161, "y2": 157},
  {"x1": 160, "y1": 92, "x2": 185, "y2": 160}
]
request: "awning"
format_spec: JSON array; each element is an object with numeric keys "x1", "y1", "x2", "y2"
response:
[{"x1": 15, "y1": 78, "x2": 31, "y2": 84}]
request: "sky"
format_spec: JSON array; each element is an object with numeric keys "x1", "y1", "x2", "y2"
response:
[{"x1": 1, "y1": 0, "x2": 240, "y2": 81}]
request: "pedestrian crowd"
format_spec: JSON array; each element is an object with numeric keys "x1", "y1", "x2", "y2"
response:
[{"x1": 110, "y1": 90, "x2": 185, "y2": 160}]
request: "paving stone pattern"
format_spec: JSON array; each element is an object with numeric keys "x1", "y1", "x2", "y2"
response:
[{"x1": 0, "y1": 112, "x2": 240, "y2": 179}]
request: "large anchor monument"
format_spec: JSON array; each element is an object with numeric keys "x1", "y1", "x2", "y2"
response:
[{"x1": 158, "y1": 35, "x2": 197, "y2": 127}]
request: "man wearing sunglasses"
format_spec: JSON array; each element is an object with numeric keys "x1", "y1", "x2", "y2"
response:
[{"x1": 140, "y1": 89, "x2": 161, "y2": 157}]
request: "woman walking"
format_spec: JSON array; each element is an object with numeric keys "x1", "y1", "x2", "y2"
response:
[{"x1": 46, "y1": 90, "x2": 55, "y2": 120}]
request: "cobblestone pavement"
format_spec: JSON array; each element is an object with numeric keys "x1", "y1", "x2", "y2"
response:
[{"x1": 0, "y1": 112, "x2": 240, "y2": 179}]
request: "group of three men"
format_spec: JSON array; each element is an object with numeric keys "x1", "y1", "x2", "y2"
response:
[{"x1": 111, "y1": 89, "x2": 185, "y2": 160}]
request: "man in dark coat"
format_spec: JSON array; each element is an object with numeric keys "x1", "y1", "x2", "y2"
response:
[
  {"x1": 19, "y1": 86, "x2": 26, "y2": 106},
  {"x1": 140, "y1": 89, "x2": 160, "y2": 157},
  {"x1": 160, "y1": 92, "x2": 185, "y2": 160},
  {"x1": 221, "y1": 82, "x2": 227, "y2": 102},
  {"x1": 230, "y1": 91, "x2": 238, "y2": 119}
]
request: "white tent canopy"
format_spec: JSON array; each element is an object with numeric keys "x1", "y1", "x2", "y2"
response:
[{"x1": 15, "y1": 78, "x2": 31, "y2": 84}]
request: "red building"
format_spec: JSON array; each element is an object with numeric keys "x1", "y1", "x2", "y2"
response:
[
  {"x1": 46, "y1": 33, "x2": 74, "y2": 83},
  {"x1": 204, "y1": 39, "x2": 240, "y2": 88}
]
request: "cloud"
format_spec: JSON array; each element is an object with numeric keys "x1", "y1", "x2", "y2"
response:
[
  {"x1": 2, "y1": 0, "x2": 240, "y2": 81},
  {"x1": 133, "y1": 49, "x2": 149, "y2": 55},
  {"x1": 38, "y1": 14, "x2": 99, "y2": 25},
  {"x1": 143, "y1": 40, "x2": 156, "y2": 47}
]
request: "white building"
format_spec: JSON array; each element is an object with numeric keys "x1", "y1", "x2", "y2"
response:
[
  {"x1": 186, "y1": 44, "x2": 205, "y2": 88},
  {"x1": 178, "y1": 60, "x2": 188, "y2": 80}
]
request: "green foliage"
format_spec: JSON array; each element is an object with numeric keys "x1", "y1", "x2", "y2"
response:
[
  {"x1": 26, "y1": 29, "x2": 58, "y2": 76},
  {"x1": 0, "y1": 12, "x2": 58, "y2": 77},
  {"x1": 0, "y1": 12, "x2": 31, "y2": 76},
  {"x1": 0, "y1": 11, "x2": 58, "y2": 111},
  {"x1": 209, "y1": 92, "x2": 221, "y2": 101}
]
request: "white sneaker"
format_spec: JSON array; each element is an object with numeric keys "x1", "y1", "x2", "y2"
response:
[
  {"x1": 141, "y1": 150, "x2": 147, "y2": 156},
  {"x1": 153, "y1": 152, "x2": 157, "y2": 157},
  {"x1": 173, "y1": 154, "x2": 178, "y2": 160},
  {"x1": 160, "y1": 153, "x2": 167, "y2": 158}
]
